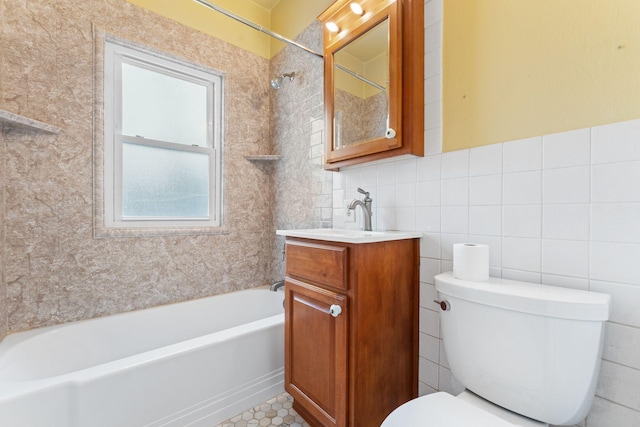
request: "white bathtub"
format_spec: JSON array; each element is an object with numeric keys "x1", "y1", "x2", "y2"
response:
[{"x1": 0, "y1": 289, "x2": 285, "y2": 427}]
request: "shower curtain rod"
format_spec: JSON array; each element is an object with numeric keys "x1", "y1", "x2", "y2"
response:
[
  {"x1": 192, "y1": 0, "x2": 387, "y2": 92},
  {"x1": 192, "y1": 0, "x2": 324, "y2": 59},
  {"x1": 335, "y1": 64, "x2": 387, "y2": 92}
]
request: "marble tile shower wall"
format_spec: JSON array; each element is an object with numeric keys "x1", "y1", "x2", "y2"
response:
[
  {"x1": 0, "y1": 1, "x2": 6, "y2": 338},
  {"x1": 331, "y1": 118, "x2": 640, "y2": 426},
  {"x1": 0, "y1": 130, "x2": 5, "y2": 338},
  {"x1": 0, "y1": 0, "x2": 277, "y2": 335},
  {"x1": 271, "y1": 21, "x2": 334, "y2": 279}
]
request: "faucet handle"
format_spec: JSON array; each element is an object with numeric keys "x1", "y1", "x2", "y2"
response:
[{"x1": 357, "y1": 187, "x2": 370, "y2": 197}]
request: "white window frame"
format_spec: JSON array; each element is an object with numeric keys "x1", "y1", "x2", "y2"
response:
[{"x1": 104, "y1": 40, "x2": 223, "y2": 229}]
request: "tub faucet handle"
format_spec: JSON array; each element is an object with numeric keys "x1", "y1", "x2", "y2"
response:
[{"x1": 270, "y1": 280, "x2": 285, "y2": 292}]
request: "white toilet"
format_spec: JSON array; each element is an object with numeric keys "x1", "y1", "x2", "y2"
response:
[{"x1": 382, "y1": 272, "x2": 611, "y2": 427}]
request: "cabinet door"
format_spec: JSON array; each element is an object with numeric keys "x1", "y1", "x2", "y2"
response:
[{"x1": 285, "y1": 278, "x2": 348, "y2": 427}]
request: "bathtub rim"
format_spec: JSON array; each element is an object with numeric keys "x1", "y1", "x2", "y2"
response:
[
  {"x1": 0, "y1": 288, "x2": 284, "y2": 388},
  {"x1": 0, "y1": 287, "x2": 280, "y2": 350},
  {"x1": 0, "y1": 312, "x2": 283, "y2": 387}
]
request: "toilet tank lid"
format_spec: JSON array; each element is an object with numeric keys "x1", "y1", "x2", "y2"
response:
[{"x1": 435, "y1": 272, "x2": 610, "y2": 321}]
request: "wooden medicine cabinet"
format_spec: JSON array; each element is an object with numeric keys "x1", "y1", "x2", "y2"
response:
[{"x1": 319, "y1": 0, "x2": 424, "y2": 170}]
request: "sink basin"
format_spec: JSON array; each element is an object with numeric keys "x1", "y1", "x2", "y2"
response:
[{"x1": 276, "y1": 228, "x2": 423, "y2": 244}]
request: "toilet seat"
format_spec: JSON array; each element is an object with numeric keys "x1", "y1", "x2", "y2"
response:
[{"x1": 381, "y1": 392, "x2": 532, "y2": 427}]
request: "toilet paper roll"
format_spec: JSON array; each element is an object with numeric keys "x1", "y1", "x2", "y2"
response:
[{"x1": 453, "y1": 243, "x2": 490, "y2": 281}]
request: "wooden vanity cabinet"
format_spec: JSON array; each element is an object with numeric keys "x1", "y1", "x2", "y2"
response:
[{"x1": 283, "y1": 237, "x2": 419, "y2": 427}]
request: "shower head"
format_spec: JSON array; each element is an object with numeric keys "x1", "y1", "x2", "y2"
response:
[{"x1": 271, "y1": 72, "x2": 296, "y2": 89}]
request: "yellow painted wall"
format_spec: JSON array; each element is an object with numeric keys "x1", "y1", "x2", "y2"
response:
[
  {"x1": 270, "y1": 0, "x2": 334, "y2": 55},
  {"x1": 125, "y1": 0, "x2": 272, "y2": 58},
  {"x1": 125, "y1": 0, "x2": 333, "y2": 59},
  {"x1": 443, "y1": 0, "x2": 640, "y2": 151},
  {"x1": 364, "y1": 53, "x2": 387, "y2": 98},
  {"x1": 336, "y1": 52, "x2": 367, "y2": 98},
  {"x1": 335, "y1": 52, "x2": 387, "y2": 99}
]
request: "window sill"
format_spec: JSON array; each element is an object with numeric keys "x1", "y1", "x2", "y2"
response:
[{"x1": 94, "y1": 224, "x2": 230, "y2": 239}]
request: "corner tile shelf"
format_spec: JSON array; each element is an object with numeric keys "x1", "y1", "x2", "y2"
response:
[
  {"x1": 0, "y1": 109, "x2": 61, "y2": 134},
  {"x1": 244, "y1": 155, "x2": 283, "y2": 161}
]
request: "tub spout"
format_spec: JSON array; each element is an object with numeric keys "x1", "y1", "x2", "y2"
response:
[{"x1": 270, "y1": 280, "x2": 285, "y2": 292}]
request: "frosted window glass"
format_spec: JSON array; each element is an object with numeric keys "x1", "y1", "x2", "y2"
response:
[
  {"x1": 122, "y1": 142, "x2": 209, "y2": 218},
  {"x1": 122, "y1": 63, "x2": 208, "y2": 146}
]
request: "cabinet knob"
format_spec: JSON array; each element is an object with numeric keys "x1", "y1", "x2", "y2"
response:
[{"x1": 329, "y1": 304, "x2": 343, "y2": 317}]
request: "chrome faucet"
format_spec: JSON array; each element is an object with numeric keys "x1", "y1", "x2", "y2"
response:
[
  {"x1": 348, "y1": 188, "x2": 373, "y2": 231},
  {"x1": 270, "y1": 280, "x2": 285, "y2": 292}
]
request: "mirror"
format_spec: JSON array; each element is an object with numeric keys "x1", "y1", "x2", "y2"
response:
[
  {"x1": 319, "y1": 0, "x2": 424, "y2": 170},
  {"x1": 333, "y1": 18, "x2": 389, "y2": 149}
]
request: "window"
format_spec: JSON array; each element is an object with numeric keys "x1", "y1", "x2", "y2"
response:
[{"x1": 104, "y1": 40, "x2": 222, "y2": 230}]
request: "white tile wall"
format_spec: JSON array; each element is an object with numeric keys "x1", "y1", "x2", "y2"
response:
[
  {"x1": 542, "y1": 240, "x2": 589, "y2": 278},
  {"x1": 592, "y1": 161, "x2": 640, "y2": 203},
  {"x1": 503, "y1": 205, "x2": 541, "y2": 238},
  {"x1": 590, "y1": 280, "x2": 640, "y2": 328},
  {"x1": 441, "y1": 177, "x2": 468, "y2": 206},
  {"x1": 503, "y1": 136, "x2": 542, "y2": 173},
  {"x1": 543, "y1": 166, "x2": 590, "y2": 204},
  {"x1": 588, "y1": 397, "x2": 640, "y2": 427},
  {"x1": 419, "y1": 332, "x2": 439, "y2": 362},
  {"x1": 469, "y1": 205, "x2": 501, "y2": 236},
  {"x1": 441, "y1": 150, "x2": 469, "y2": 178},
  {"x1": 590, "y1": 242, "x2": 640, "y2": 285},
  {"x1": 424, "y1": 126, "x2": 442, "y2": 155},
  {"x1": 416, "y1": 154, "x2": 441, "y2": 181},
  {"x1": 415, "y1": 206, "x2": 440, "y2": 232},
  {"x1": 469, "y1": 174, "x2": 502, "y2": 205},
  {"x1": 591, "y1": 119, "x2": 640, "y2": 164},
  {"x1": 591, "y1": 203, "x2": 640, "y2": 243},
  {"x1": 469, "y1": 143, "x2": 503, "y2": 176},
  {"x1": 330, "y1": 0, "x2": 640, "y2": 424},
  {"x1": 603, "y1": 323, "x2": 640, "y2": 371},
  {"x1": 542, "y1": 204, "x2": 590, "y2": 240},
  {"x1": 331, "y1": 118, "x2": 640, "y2": 425},
  {"x1": 503, "y1": 171, "x2": 542, "y2": 205},
  {"x1": 440, "y1": 206, "x2": 468, "y2": 234},
  {"x1": 416, "y1": 180, "x2": 440, "y2": 206},
  {"x1": 542, "y1": 128, "x2": 590, "y2": 169},
  {"x1": 596, "y1": 360, "x2": 640, "y2": 411}
]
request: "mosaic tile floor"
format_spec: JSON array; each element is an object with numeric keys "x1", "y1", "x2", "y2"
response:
[{"x1": 214, "y1": 392, "x2": 311, "y2": 427}]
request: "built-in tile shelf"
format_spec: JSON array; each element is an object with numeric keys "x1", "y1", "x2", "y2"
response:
[
  {"x1": 0, "y1": 109, "x2": 61, "y2": 134},
  {"x1": 244, "y1": 155, "x2": 283, "y2": 161}
]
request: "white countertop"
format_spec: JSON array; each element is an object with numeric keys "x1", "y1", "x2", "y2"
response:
[{"x1": 276, "y1": 228, "x2": 423, "y2": 244}]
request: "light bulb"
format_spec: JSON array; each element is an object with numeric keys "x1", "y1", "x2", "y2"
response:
[
  {"x1": 350, "y1": 3, "x2": 364, "y2": 15},
  {"x1": 326, "y1": 22, "x2": 340, "y2": 33}
]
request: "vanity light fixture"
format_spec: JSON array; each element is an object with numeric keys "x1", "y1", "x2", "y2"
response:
[
  {"x1": 326, "y1": 21, "x2": 340, "y2": 33},
  {"x1": 350, "y1": 2, "x2": 364, "y2": 16}
]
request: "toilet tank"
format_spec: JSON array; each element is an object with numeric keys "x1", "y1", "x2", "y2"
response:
[{"x1": 435, "y1": 272, "x2": 610, "y2": 426}]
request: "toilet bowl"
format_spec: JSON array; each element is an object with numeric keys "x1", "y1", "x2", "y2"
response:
[
  {"x1": 381, "y1": 391, "x2": 546, "y2": 427},
  {"x1": 382, "y1": 272, "x2": 610, "y2": 426}
]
